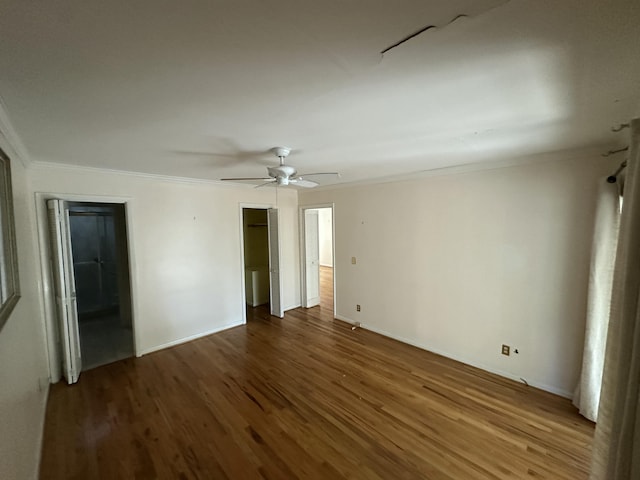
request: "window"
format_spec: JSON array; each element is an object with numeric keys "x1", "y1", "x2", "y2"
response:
[{"x1": 0, "y1": 147, "x2": 20, "y2": 330}]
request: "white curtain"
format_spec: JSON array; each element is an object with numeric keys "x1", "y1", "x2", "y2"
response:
[
  {"x1": 573, "y1": 181, "x2": 620, "y2": 421},
  {"x1": 590, "y1": 117, "x2": 640, "y2": 479}
]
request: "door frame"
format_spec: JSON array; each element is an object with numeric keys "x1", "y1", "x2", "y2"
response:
[
  {"x1": 35, "y1": 192, "x2": 140, "y2": 383},
  {"x1": 303, "y1": 209, "x2": 320, "y2": 308},
  {"x1": 238, "y1": 203, "x2": 279, "y2": 322},
  {"x1": 299, "y1": 203, "x2": 335, "y2": 313}
]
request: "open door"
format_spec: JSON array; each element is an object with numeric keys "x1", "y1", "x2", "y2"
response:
[
  {"x1": 304, "y1": 210, "x2": 320, "y2": 307},
  {"x1": 267, "y1": 208, "x2": 284, "y2": 318},
  {"x1": 47, "y1": 199, "x2": 82, "y2": 384}
]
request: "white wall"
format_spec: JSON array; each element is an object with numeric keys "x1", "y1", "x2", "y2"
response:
[
  {"x1": 29, "y1": 164, "x2": 300, "y2": 365},
  {"x1": 318, "y1": 208, "x2": 333, "y2": 267},
  {"x1": 0, "y1": 138, "x2": 50, "y2": 478},
  {"x1": 300, "y1": 155, "x2": 615, "y2": 397}
]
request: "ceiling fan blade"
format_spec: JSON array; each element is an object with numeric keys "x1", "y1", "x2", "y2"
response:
[
  {"x1": 173, "y1": 150, "x2": 239, "y2": 157},
  {"x1": 173, "y1": 138, "x2": 275, "y2": 166},
  {"x1": 255, "y1": 180, "x2": 277, "y2": 189},
  {"x1": 171, "y1": 150, "x2": 238, "y2": 168},
  {"x1": 220, "y1": 177, "x2": 273, "y2": 181},
  {"x1": 296, "y1": 172, "x2": 341, "y2": 178},
  {"x1": 289, "y1": 179, "x2": 319, "y2": 188}
]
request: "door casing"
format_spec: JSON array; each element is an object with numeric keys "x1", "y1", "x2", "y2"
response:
[
  {"x1": 35, "y1": 193, "x2": 139, "y2": 384},
  {"x1": 238, "y1": 203, "x2": 284, "y2": 321},
  {"x1": 299, "y1": 203, "x2": 336, "y2": 312}
]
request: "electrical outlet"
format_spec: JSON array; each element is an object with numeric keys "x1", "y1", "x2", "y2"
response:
[
  {"x1": 351, "y1": 256, "x2": 357, "y2": 265},
  {"x1": 502, "y1": 344, "x2": 510, "y2": 356},
  {"x1": 356, "y1": 304, "x2": 361, "y2": 312}
]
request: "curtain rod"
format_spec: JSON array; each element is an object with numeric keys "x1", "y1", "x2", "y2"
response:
[
  {"x1": 605, "y1": 121, "x2": 631, "y2": 183},
  {"x1": 607, "y1": 160, "x2": 627, "y2": 184},
  {"x1": 602, "y1": 146, "x2": 629, "y2": 157},
  {"x1": 611, "y1": 123, "x2": 630, "y2": 132}
]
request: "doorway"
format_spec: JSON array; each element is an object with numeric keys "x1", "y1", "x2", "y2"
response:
[
  {"x1": 48, "y1": 200, "x2": 134, "y2": 382},
  {"x1": 69, "y1": 203, "x2": 134, "y2": 370},
  {"x1": 301, "y1": 206, "x2": 335, "y2": 313},
  {"x1": 241, "y1": 207, "x2": 283, "y2": 320}
]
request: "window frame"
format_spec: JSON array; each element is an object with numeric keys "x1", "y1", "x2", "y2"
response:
[{"x1": 0, "y1": 147, "x2": 20, "y2": 330}]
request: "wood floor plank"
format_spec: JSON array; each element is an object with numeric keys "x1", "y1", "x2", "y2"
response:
[{"x1": 40, "y1": 277, "x2": 594, "y2": 479}]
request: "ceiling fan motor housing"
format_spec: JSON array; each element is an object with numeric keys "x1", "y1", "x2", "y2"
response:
[
  {"x1": 268, "y1": 164, "x2": 296, "y2": 182},
  {"x1": 271, "y1": 146, "x2": 291, "y2": 158}
]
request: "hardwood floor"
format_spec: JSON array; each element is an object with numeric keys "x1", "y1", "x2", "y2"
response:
[{"x1": 40, "y1": 304, "x2": 594, "y2": 479}]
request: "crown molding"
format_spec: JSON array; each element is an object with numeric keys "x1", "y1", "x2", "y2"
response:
[
  {"x1": 29, "y1": 160, "x2": 255, "y2": 188},
  {"x1": 30, "y1": 143, "x2": 612, "y2": 194},
  {"x1": 0, "y1": 95, "x2": 30, "y2": 168},
  {"x1": 308, "y1": 145, "x2": 610, "y2": 193},
  {"x1": 29, "y1": 161, "x2": 296, "y2": 196}
]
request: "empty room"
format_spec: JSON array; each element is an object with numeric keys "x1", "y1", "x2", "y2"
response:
[{"x1": 0, "y1": 0, "x2": 639, "y2": 479}]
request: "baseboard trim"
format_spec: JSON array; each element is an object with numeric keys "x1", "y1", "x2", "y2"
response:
[
  {"x1": 334, "y1": 313, "x2": 571, "y2": 399},
  {"x1": 34, "y1": 381, "x2": 50, "y2": 478},
  {"x1": 138, "y1": 306, "x2": 307, "y2": 350},
  {"x1": 138, "y1": 322, "x2": 242, "y2": 356}
]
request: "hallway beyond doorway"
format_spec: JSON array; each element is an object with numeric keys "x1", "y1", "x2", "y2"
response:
[{"x1": 320, "y1": 265, "x2": 333, "y2": 312}]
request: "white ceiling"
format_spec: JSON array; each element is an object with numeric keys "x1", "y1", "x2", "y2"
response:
[{"x1": 0, "y1": 0, "x2": 639, "y2": 186}]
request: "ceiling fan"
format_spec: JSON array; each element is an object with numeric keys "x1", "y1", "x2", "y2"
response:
[{"x1": 220, "y1": 147, "x2": 339, "y2": 188}]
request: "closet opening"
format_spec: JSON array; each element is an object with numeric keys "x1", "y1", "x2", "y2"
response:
[{"x1": 241, "y1": 206, "x2": 283, "y2": 321}]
